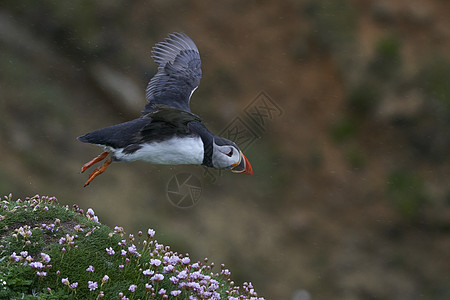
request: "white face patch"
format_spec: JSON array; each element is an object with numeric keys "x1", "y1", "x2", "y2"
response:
[
  {"x1": 112, "y1": 136, "x2": 204, "y2": 165},
  {"x1": 212, "y1": 144, "x2": 240, "y2": 169}
]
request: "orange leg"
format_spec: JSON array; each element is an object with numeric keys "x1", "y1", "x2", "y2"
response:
[
  {"x1": 81, "y1": 152, "x2": 109, "y2": 173},
  {"x1": 83, "y1": 157, "x2": 113, "y2": 187}
]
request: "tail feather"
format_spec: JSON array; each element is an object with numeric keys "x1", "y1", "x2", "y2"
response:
[{"x1": 77, "y1": 118, "x2": 149, "y2": 148}]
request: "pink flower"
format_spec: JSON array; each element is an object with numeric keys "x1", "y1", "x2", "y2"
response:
[
  {"x1": 221, "y1": 268, "x2": 231, "y2": 276},
  {"x1": 151, "y1": 274, "x2": 164, "y2": 282},
  {"x1": 10, "y1": 252, "x2": 21, "y2": 262},
  {"x1": 171, "y1": 290, "x2": 182, "y2": 297},
  {"x1": 30, "y1": 262, "x2": 44, "y2": 269},
  {"x1": 143, "y1": 269, "x2": 154, "y2": 276},
  {"x1": 177, "y1": 270, "x2": 188, "y2": 279},
  {"x1": 191, "y1": 262, "x2": 200, "y2": 269},
  {"x1": 181, "y1": 257, "x2": 190, "y2": 265},
  {"x1": 88, "y1": 281, "x2": 97, "y2": 291},
  {"x1": 41, "y1": 253, "x2": 51, "y2": 263},
  {"x1": 128, "y1": 244, "x2": 138, "y2": 256},
  {"x1": 86, "y1": 208, "x2": 95, "y2": 217},
  {"x1": 86, "y1": 265, "x2": 95, "y2": 272},
  {"x1": 147, "y1": 228, "x2": 155, "y2": 238},
  {"x1": 150, "y1": 258, "x2": 161, "y2": 267},
  {"x1": 105, "y1": 247, "x2": 115, "y2": 256},
  {"x1": 102, "y1": 275, "x2": 109, "y2": 284},
  {"x1": 163, "y1": 265, "x2": 174, "y2": 273},
  {"x1": 70, "y1": 282, "x2": 78, "y2": 289},
  {"x1": 168, "y1": 255, "x2": 180, "y2": 265},
  {"x1": 128, "y1": 284, "x2": 137, "y2": 293},
  {"x1": 189, "y1": 271, "x2": 203, "y2": 280}
]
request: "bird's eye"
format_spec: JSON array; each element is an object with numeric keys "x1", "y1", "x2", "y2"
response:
[{"x1": 226, "y1": 148, "x2": 233, "y2": 157}]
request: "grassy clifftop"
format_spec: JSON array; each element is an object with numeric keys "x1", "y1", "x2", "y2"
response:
[{"x1": 0, "y1": 194, "x2": 263, "y2": 300}]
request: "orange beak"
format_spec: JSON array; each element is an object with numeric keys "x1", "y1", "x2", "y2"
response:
[{"x1": 231, "y1": 151, "x2": 253, "y2": 175}]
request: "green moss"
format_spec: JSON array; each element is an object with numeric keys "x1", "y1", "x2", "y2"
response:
[
  {"x1": 306, "y1": 0, "x2": 357, "y2": 51},
  {"x1": 386, "y1": 170, "x2": 428, "y2": 220},
  {"x1": 376, "y1": 36, "x2": 401, "y2": 61},
  {"x1": 330, "y1": 117, "x2": 358, "y2": 143},
  {"x1": 369, "y1": 35, "x2": 402, "y2": 80},
  {"x1": 345, "y1": 145, "x2": 366, "y2": 169},
  {"x1": 420, "y1": 58, "x2": 450, "y2": 108}
]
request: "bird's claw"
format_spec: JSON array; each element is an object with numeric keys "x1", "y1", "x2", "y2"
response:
[
  {"x1": 81, "y1": 152, "x2": 109, "y2": 173},
  {"x1": 83, "y1": 157, "x2": 112, "y2": 187}
]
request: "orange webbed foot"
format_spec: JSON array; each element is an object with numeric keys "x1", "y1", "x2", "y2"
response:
[
  {"x1": 83, "y1": 157, "x2": 113, "y2": 187},
  {"x1": 81, "y1": 152, "x2": 109, "y2": 173}
]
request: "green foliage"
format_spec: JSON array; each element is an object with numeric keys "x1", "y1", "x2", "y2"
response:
[
  {"x1": 344, "y1": 145, "x2": 366, "y2": 169},
  {"x1": 330, "y1": 117, "x2": 358, "y2": 143},
  {"x1": 0, "y1": 194, "x2": 263, "y2": 299},
  {"x1": 306, "y1": 0, "x2": 357, "y2": 51},
  {"x1": 347, "y1": 82, "x2": 380, "y2": 115},
  {"x1": 369, "y1": 35, "x2": 401, "y2": 79},
  {"x1": 419, "y1": 58, "x2": 450, "y2": 108},
  {"x1": 386, "y1": 170, "x2": 427, "y2": 220}
]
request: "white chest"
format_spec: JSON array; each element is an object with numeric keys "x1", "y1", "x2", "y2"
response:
[{"x1": 112, "y1": 136, "x2": 204, "y2": 165}]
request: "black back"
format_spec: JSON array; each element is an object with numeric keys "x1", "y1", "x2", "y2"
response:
[{"x1": 78, "y1": 117, "x2": 196, "y2": 154}]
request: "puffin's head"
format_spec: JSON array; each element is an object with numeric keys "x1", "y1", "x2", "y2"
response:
[{"x1": 212, "y1": 137, "x2": 253, "y2": 175}]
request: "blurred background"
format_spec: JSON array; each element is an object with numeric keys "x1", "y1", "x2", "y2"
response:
[{"x1": 1, "y1": 1, "x2": 450, "y2": 299}]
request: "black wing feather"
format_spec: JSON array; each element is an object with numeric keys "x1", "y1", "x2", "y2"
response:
[{"x1": 142, "y1": 33, "x2": 202, "y2": 115}]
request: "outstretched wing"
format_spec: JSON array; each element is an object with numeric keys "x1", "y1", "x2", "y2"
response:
[{"x1": 142, "y1": 33, "x2": 202, "y2": 115}]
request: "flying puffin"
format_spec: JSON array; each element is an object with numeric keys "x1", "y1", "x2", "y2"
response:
[{"x1": 78, "y1": 32, "x2": 253, "y2": 186}]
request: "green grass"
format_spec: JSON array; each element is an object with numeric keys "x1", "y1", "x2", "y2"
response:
[{"x1": 0, "y1": 194, "x2": 264, "y2": 299}]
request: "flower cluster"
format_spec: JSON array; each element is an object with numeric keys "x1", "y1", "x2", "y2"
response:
[
  {"x1": 62, "y1": 277, "x2": 79, "y2": 290},
  {"x1": 105, "y1": 227, "x2": 264, "y2": 299},
  {"x1": 86, "y1": 208, "x2": 100, "y2": 224},
  {"x1": 1, "y1": 194, "x2": 265, "y2": 299},
  {"x1": 59, "y1": 234, "x2": 76, "y2": 246},
  {"x1": 10, "y1": 251, "x2": 52, "y2": 277},
  {"x1": 40, "y1": 223, "x2": 57, "y2": 232}
]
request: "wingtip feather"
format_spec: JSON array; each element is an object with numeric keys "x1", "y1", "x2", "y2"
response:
[
  {"x1": 77, "y1": 135, "x2": 88, "y2": 143},
  {"x1": 151, "y1": 32, "x2": 199, "y2": 66}
]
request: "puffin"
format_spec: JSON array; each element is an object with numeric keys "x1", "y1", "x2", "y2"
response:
[{"x1": 78, "y1": 32, "x2": 253, "y2": 187}]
